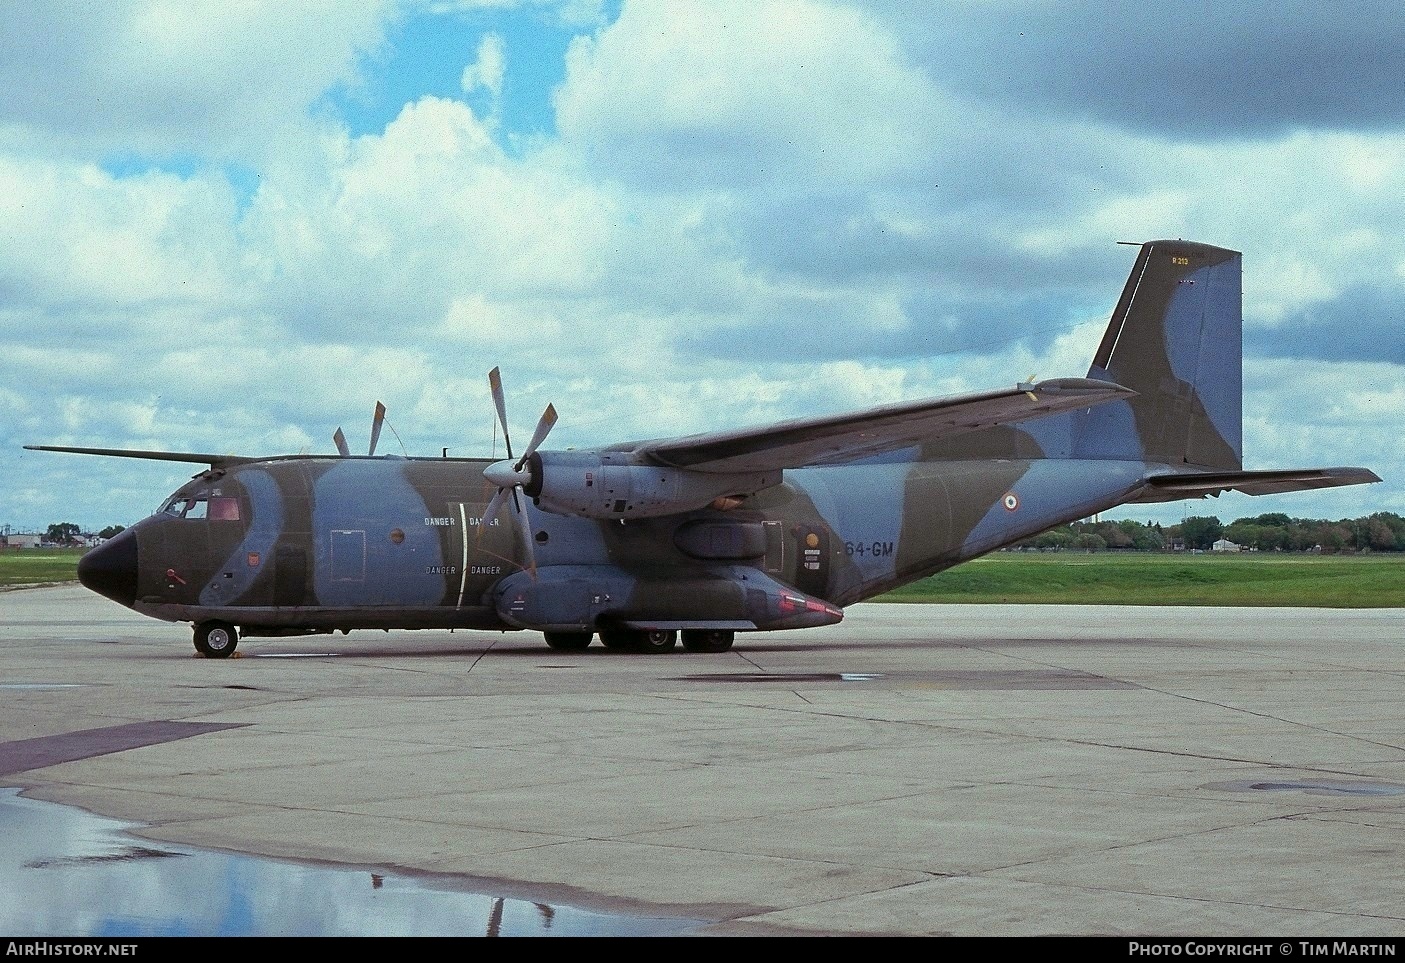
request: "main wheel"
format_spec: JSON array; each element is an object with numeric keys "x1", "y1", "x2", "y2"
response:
[
  {"x1": 543, "y1": 631, "x2": 593, "y2": 652},
  {"x1": 194, "y1": 621, "x2": 239, "y2": 658},
  {"x1": 598, "y1": 629, "x2": 635, "y2": 651},
  {"x1": 635, "y1": 629, "x2": 677, "y2": 654},
  {"x1": 681, "y1": 629, "x2": 734, "y2": 653}
]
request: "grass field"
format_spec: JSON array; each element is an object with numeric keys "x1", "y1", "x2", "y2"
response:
[
  {"x1": 881, "y1": 551, "x2": 1405, "y2": 607},
  {"x1": 0, "y1": 548, "x2": 87, "y2": 588},
  {"x1": 3, "y1": 547, "x2": 1403, "y2": 607}
]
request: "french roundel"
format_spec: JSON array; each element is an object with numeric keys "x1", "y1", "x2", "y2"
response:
[{"x1": 1002, "y1": 492, "x2": 1019, "y2": 511}]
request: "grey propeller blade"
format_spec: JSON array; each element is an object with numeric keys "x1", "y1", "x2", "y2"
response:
[
  {"x1": 516, "y1": 404, "x2": 558, "y2": 471},
  {"x1": 333, "y1": 428, "x2": 350, "y2": 458},
  {"x1": 510, "y1": 497, "x2": 537, "y2": 578},
  {"x1": 488, "y1": 367, "x2": 514, "y2": 459},
  {"x1": 479, "y1": 486, "x2": 509, "y2": 533},
  {"x1": 483, "y1": 367, "x2": 548, "y2": 580},
  {"x1": 368, "y1": 401, "x2": 386, "y2": 456}
]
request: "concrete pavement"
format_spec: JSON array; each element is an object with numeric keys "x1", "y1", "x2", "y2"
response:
[{"x1": 3, "y1": 583, "x2": 1403, "y2": 936}]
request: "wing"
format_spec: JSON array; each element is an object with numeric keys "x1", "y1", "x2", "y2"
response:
[
  {"x1": 23, "y1": 446, "x2": 254, "y2": 468},
  {"x1": 615, "y1": 377, "x2": 1135, "y2": 473},
  {"x1": 1130, "y1": 467, "x2": 1382, "y2": 502}
]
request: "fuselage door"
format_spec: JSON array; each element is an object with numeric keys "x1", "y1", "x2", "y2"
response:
[
  {"x1": 273, "y1": 545, "x2": 308, "y2": 607},
  {"x1": 762, "y1": 520, "x2": 784, "y2": 573},
  {"x1": 330, "y1": 529, "x2": 366, "y2": 582}
]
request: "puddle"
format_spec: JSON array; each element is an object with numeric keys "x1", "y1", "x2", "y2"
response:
[
  {"x1": 0, "y1": 684, "x2": 87, "y2": 690},
  {"x1": 0, "y1": 789, "x2": 705, "y2": 937},
  {"x1": 247, "y1": 653, "x2": 341, "y2": 659},
  {"x1": 674, "y1": 672, "x2": 885, "y2": 683},
  {"x1": 1208, "y1": 779, "x2": 1405, "y2": 797}
]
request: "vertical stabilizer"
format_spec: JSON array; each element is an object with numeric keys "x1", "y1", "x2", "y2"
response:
[{"x1": 1080, "y1": 240, "x2": 1243, "y2": 470}]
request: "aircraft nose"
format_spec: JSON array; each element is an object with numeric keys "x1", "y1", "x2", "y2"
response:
[{"x1": 77, "y1": 527, "x2": 139, "y2": 607}]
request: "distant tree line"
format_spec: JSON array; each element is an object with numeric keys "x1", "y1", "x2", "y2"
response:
[
  {"x1": 27, "y1": 523, "x2": 126, "y2": 546},
  {"x1": 1016, "y1": 512, "x2": 1405, "y2": 553},
  {"x1": 25, "y1": 514, "x2": 1405, "y2": 554}
]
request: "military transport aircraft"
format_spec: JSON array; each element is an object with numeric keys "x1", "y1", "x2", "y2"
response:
[{"x1": 28, "y1": 240, "x2": 1380, "y2": 657}]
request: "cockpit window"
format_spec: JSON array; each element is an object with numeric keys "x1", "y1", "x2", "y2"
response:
[
  {"x1": 209, "y1": 496, "x2": 240, "y2": 520},
  {"x1": 160, "y1": 494, "x2": 241, "y2": 521}
]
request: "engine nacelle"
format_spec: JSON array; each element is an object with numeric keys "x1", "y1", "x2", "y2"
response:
[{"x1": 522, "y1": 450, "x2": 779, "y2": 519}]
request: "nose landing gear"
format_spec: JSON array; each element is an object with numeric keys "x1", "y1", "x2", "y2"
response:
[{"x1": 194, "y1": 621, "x2": 239, "y2": 658}]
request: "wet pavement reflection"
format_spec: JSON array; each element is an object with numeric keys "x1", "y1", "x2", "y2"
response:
[{"x1": 1, "y1": 789, "x2": 705, "y2": 937}]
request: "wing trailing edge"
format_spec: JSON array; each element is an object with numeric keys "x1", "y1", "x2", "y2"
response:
[{"x1": 1130, "y1": 467, "x2": 1382, "y2": 503}]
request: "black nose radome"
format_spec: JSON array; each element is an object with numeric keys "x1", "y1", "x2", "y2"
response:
[{"x1": 78, "y1": 528, "x2": 139, "y2": 607}]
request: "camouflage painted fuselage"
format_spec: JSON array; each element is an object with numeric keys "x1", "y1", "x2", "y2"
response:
[{"x1": 95, "y1": 449, "x2": 1152, "y2": 636}]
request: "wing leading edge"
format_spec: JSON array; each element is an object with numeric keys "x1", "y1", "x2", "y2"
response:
[
  {"x1": 616, "y1": 377, "x2": 1136, "y2": 473},
  {"x1": 23, "y1": 446, "x2": 255, "y2": 468}
]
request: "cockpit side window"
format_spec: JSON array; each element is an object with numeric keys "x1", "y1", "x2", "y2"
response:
[
  {"x1": 209, "y1": 496, "x2": 241, "y2": 520},
  {"x1": 159, "y1": 492, "x2": 240, "y2": 521}
]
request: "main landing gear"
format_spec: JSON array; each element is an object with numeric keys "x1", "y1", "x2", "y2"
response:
[
  {"x1": 193, "y1": 621, "x2": 239, "y2": 658},
  {"x1": 545, "y1": 628, "x2": 735, "y2": 654},
  {"x1": 681, "y1": 629, "x2": 734, "y2": 653},
  {"x1": 543, "y1": 631, "x2": 593, "y2": 652}
]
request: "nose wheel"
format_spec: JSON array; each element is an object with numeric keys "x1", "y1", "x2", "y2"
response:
[{"x1": 194, "y1": 621, "x2": 239, "y2": 658}]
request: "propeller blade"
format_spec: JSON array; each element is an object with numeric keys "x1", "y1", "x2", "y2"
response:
[
  {"x1": 333, "y1": 428, "x2": 350, "y2": 458},
  {"x1": 488, "y1": 367, "x2": 513, "y2": 459},
  {"x1": 482, "y1": 365, "x2": 547, "y2": 580},
  {"x1": 479, "y1": 486, "x2": 509, "y2": 534},
  {"x1": 516, "y1": 404, "x2": 558, "y2": 470},
  {"x1": 368, "y1": 401, "x2": 386, "y2": 456},
  {"x1": 510, "y1": 497, "x2": 537, "y2": 579}
]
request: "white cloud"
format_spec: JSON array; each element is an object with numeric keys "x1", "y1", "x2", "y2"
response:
[
  {"x1": 0, "y1": 156, "x2": 243, "y2": 313},
  {"x1": 0, "y1": 1, "x2": 392, "y2": 163},
  {"x1": 2, "y1": 0, "x2": 1401, "y2": 534},
  {"x1": 555, "y1": 0, "x2": 944, "y2": 188},
  {"x1": 461, "y1": 33, "x2": 506, "y2": 100}
]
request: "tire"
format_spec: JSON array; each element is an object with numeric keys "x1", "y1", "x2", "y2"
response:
[
  {"x1": 543, "y1": 631, "x2": 593, "y2": 652},
  {"x1": 598, "y1": 629, "x2": 636, "y2": 651},
  {"x1": 635, "y1": 629, "x2": 677, "y2": 654},
  {"x1": 681, "y1": 629, "x2": 734, "y2": 653},
  {"x1": 598, "y1": 628, "x2": 677, "y2": 653},
  {"x1": 194, "y1": 621, "x2": 239, "y2": 658}
]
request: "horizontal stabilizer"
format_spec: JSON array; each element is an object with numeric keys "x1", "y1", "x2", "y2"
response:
[
  {"x1": 624, "y1": 377, "x2": 1136, "y2": 473},
  {"x1": 23, "y1": 445, "x2": 253, "y2": 468},
  {"x1": 1131, "y1": 467, "x2": 1382, "y2": 503}
]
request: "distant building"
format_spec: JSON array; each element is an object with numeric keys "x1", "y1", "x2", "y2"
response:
[
  {"x1": 4, "y1": 533, "x2": 42, "y2": 549},
  {"x1": 1211, "y1": 538, "x2": 1241, "y2": 553}
]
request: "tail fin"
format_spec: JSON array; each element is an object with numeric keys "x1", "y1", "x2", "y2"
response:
[{"x1": 1078, "y1": 239, "x2": 1243, "y2": 470}]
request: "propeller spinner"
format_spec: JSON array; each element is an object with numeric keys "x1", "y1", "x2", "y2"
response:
[{"x1": 481, "y1": 367, "x2": 557, "y2": 577}]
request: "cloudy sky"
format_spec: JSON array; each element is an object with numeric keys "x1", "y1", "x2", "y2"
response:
[{"x1": 3, "y1": 0, "x2": 1402, "y2": 534}]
